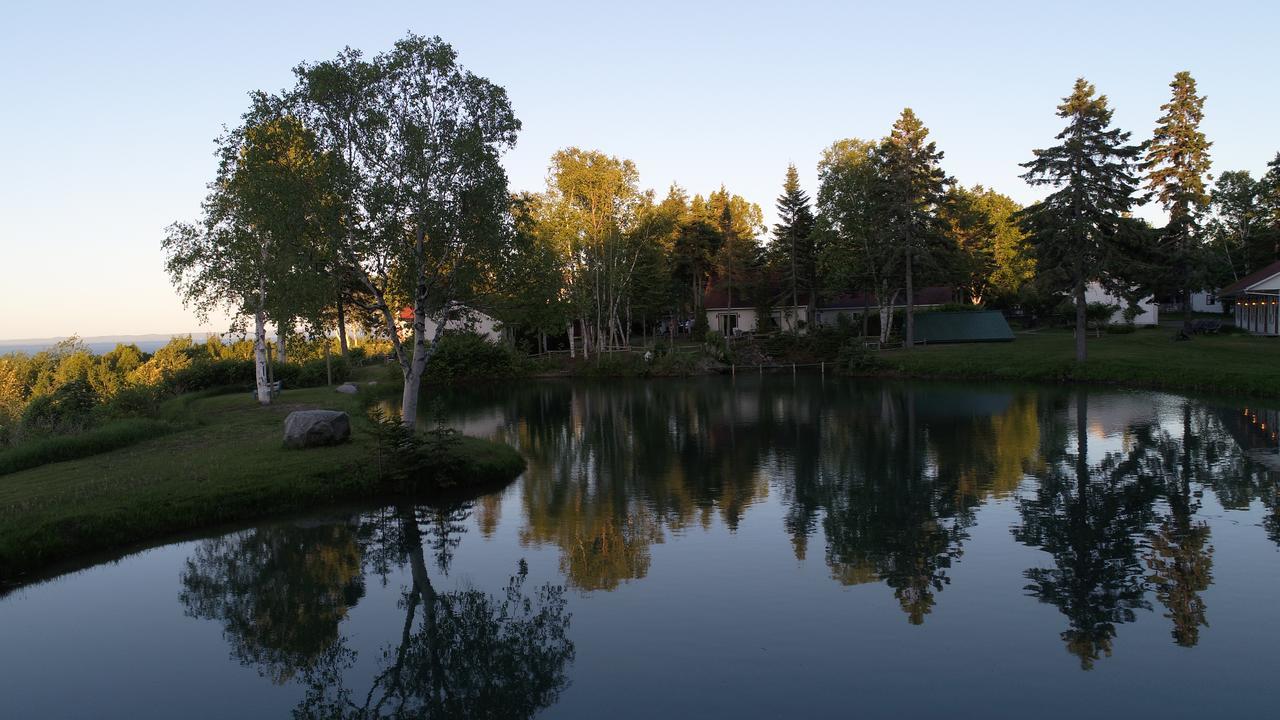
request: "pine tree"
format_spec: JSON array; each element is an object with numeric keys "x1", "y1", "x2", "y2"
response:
[
  {"x1": 1142, "y1": 71, "x2": 1212, "y2": 333},
  {"x1": 878, "y1": 109, "x2": 950, "y2": 348},
  {"x1": 1019, "y1": 78, "x2": 1143, "y2": 362},
  {"x1": 773, "y1": 164, "x2": 817, "y2": 333}
]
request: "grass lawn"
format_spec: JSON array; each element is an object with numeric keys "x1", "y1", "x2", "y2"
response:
[
  {"x1": 0, "y1": 383, "x2": 523, "y2": 587},
  {"x1": 874, "y1": 327, "x2": 1280, "y2": 397}
]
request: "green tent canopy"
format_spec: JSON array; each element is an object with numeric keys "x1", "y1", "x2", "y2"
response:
[{"x1": 914, "y1": 310, "x2": 1014, "y2": 344}]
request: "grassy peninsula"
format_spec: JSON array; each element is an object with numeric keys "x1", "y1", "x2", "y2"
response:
[{"x1": 0, "y1": 382, "x2": 523, "y2": 586}]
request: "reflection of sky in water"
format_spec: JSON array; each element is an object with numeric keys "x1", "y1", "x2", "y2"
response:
[{"x1": 3, "y1": 378, "x2": 1280, "y2": 719}]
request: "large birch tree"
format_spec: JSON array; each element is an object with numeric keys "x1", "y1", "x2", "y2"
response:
[{"x1": 294, "y1": 34, "x2": 520, "y2": 426}]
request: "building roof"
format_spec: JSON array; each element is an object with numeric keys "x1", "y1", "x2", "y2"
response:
[
  {"x1": 821, "y1": 287, "x2": 953, "y2": 310},
  {"x1": 702, "y1": 280, "x2": 811, "y2": 310},
  {"x1": 914, "y1": 310, "x2": 1014, "y2": 344},
  {"x1": 702, "y1": 283, "x2": 954, "y2": 311},
  {"x1": 1220, "y1": 260, "x2": 1280, "y2": 297}
]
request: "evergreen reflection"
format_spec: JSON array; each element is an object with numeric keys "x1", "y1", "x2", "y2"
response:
[
  {"x1": 430, "y1": 378, "x2": 1280, "y2": 661},
  {"x1": 1013, "y1": 393, "x2": 1158, "y2": 669}
]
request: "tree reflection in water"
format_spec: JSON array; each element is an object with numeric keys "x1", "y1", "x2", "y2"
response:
[
  {"x1": 440, "y1": 378, "x2": 1280, "y2": 659},
  {"x1": 180, "y1": 501, "x2": 574, "y2": 719}
]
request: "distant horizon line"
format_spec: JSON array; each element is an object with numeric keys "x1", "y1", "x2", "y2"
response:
[{"x1": 0, "y1": 331, "x2": 232, "y2": 346}]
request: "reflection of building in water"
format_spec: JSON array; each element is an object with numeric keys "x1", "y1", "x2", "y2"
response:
[{"x1": 1216, "y1": 405, "x2": 1280, "y2": 471}]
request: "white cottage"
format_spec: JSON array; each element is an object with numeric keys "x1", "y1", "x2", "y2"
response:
[
  {"x1": 1085, "y1": 283, "x2": 1159, "y2": 326},
  {"x1": 1220, "y1": 260, "x2": 1280, "y2": 336}
]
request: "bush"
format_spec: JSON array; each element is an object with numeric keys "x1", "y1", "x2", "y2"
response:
[
  {"x1": 96, "y1": 384, "x2": 163, "y2": 420},
  {"x1": 837, "y1": 340, "x2": 883, "y2": 373},
  {"x1": 277, "y1": 357, "x2": 352, "y2": 388},
  {"x1": 425, "y1": 332, "x2": 517, "y2": 380},
  {"x1": 761, "y1": 333, "x2": 797, "y2": 359},
  {"x1": 703, "y1": 331, "x2": 731, "y2": 363},
  {"x1": 169, "y1": 359, "x2": 256, "y2": 393},
  {"x1": 808, "y1": 326, "x2": 851, "y2": 359},
  {"x1": 648, "y1": 351, "x2": 700, "y2": 376},
  {"x1": 20, "y1": 379, "x2": 98, "y2": 436},
  {"x1": 937, "y1": 302, "x2": 984, "y2": 313},
  {"x1": 582, "y1": 353, "x2": 644, "y2": 377}
]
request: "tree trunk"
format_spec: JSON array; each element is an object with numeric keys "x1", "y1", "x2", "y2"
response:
[
  {"x1": 1182, "y1": 286, "x2": 1193, "y2": 335},
  {"x1": 568, "y1": 322, "x2": 576, "y2": 359},
  {"x1": 324, "y1": 335, "x2": 333, "y2": 387},
  {"x1": 904, "y1": 245, "x2": 915, "y2": 349},
  {"x1": 253, "y1": 304, "x2": 271, "y2": 405},
  {"x1": 276, "y1": 323, "x2": 288, "y2": 365},
  {"x1": 336, "y1": 298, "x2": 350, "y2": 358},
  {"x1": 791, "y1": 241, "x2": 800, "y2": 336},
  {"x1": 1074, "y1": 278, "x2": 1088, "y2": 362}
]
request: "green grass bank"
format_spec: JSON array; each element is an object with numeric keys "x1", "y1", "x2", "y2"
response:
[
  {"x1": 0, "y1": 383, "x2": 524, "y2": 586},
  {"x1": 868, "y1": 328, "x2": 1280, "y2": 397}
]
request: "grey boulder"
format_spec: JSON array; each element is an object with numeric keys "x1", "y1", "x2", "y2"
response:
[
  {"x1": 284, "y1": 410, "x2": 351, "y2": 449},
  {"x1": 335, "y1": 383, "x2": 359, "y2": 394}
]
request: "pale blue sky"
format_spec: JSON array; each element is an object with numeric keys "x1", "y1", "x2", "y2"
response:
[{"x1": 2, "y1": 0, "x2": 1276, "y2": 339}]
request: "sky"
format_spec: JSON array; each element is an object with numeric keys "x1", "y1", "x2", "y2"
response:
[{"x1": 1, "y1": 0, "x2": 1277, "y2": 340}]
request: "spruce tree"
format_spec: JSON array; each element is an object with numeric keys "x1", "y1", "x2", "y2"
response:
[
  {"x1": 1142, "y1": 71, "x2": 1212, "y2": 333},
  {"x1": 878, "y1": 109, "x2": 949, "y2": 348},
  {"x1": 773, "y1": 164, "x2": 817, "y2": 333},
  {"x1": 1019, "y1": 78, "x2": 1143, "y2": 362}
]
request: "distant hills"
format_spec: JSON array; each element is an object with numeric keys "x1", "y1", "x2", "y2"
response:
[{"x1": 0, "y1": 333, "x2": 222, "y2": 355}]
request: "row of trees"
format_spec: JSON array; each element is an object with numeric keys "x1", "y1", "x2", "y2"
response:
[{"x1": 167, "y1": 32, "x2": 1280, "y2": 423}]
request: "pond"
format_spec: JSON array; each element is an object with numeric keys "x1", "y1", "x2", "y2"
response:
[{"x1": 2, "y1": 377, "x2": 1279, "y2": 718}]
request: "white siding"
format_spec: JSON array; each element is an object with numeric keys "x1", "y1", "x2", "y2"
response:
[{"x1": 1085, "y1": 283, "x2": 1159, "y2": 326}]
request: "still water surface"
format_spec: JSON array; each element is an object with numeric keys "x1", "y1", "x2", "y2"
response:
[{"x1": 2, "y1": 377, "x2": 1279, "y2": 718}]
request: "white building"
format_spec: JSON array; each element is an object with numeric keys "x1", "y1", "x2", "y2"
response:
[
  {"x1": 1220, "y1": 260, "x2": 1280, "y2": 336},
  {"x1": 397, "y1": 305, "x2": 503, "y2": 342},
  {"x1": 1085, "y1": 283, "x2": 1159, "y2": 326}
]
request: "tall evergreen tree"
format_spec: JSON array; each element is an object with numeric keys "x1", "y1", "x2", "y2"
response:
[
  {"x1": 772, "y1": 164, "x2": 817, "y2": 333},
  {"x1": 878, "y1": 109, "x2": 950, "y2": 348},
  {"x1": 1018, "y1": 79, "x2": 1144, "y2": 362},
  {"x1": 1142, "y1": 71, "x2": 1212, "y2": 333}
]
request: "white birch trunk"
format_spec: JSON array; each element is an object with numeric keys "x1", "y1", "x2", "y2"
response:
[
  {"x1": 276, "y1": 324, "x2": 287, "y2": 366},
  {"x1": 253, "y1": 306, "x2": 271, "y2": 405}
]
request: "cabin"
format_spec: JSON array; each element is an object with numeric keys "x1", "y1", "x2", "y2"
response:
[
  {"x1": 702, "y1": 283, "x2": 953, "y2": 336},
  {"x1": 701, "y1": 284, "x2": 813, "y2": 335},
  {"x1": 397, "y1": 305, "x2": 503, "y2": 342},
  {"x1": 1085, "y1": 283, "x2": 1159, "y2": 326},
  {"x1": 814, "y1": 288, "x2": 953, "y2": 327},
  {"x1": 1219, "y1": 260, "x2": 1280, "y2": 336}
]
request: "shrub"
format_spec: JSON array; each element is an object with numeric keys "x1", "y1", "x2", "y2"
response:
[
  {"x1": 20, "y1": 379, "x2": 97, "y2": 436},
  {"x1": 583, "y1": 353, "x2": 644, "y2": 377},
  {"x1": 279, "y1": 357, "x2": 352, "y2": 388},
  {"x1": 691, "y1": 313, "x2": 709, "y2": 341},
  {"x1": 761, "y1": 333, "x2": 797, "y2": 359},
  {"x1": 837, "y1": 340, "x2": 883, "y2": 373},
  {"x1": 808, "y1": 326, "x2": 851, "y2": 359},
  {"x1": 648, "y1": 351, "x2": 700, "y2": 376},
  {"x1": 425, "y1": 332, "x2": 516, "y2": 380},
  {"x1": 95, "y1": 384, "x2": 163, "y2": 420},
  {"x1": 703, "y1": 331, "x2": 731, "y2": 363},
  {"x1": 170, "y1": 359, "x2": 255, "y2": 393}
]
